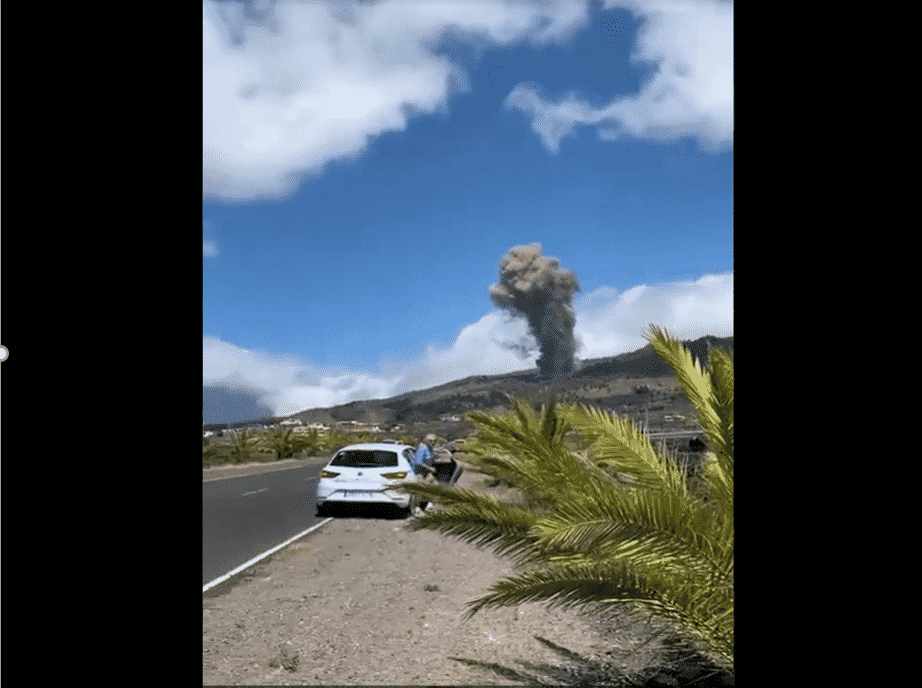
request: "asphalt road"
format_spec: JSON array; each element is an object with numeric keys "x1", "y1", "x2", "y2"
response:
[
  {"x1": 202, "y1": 463, "x2": 328, "y2": 586},
  {"x1": 202, "y1": 460, "x2": 415, "y2": 587}
]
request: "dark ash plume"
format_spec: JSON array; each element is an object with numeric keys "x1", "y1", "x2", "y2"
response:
[{"x1": 490, "y1": 243, "x2": 581, "y2": 380}]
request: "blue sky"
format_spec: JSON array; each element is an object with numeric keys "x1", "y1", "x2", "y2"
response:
[{"x1": 203, "y1": 0, "x2": 733, "y2": 424}]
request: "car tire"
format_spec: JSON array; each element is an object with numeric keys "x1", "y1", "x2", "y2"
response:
[{"x1": 408, "y1": 494, "x2": 429, "y2": 516}]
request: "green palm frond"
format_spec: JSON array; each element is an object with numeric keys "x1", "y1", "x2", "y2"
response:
[
  {"x1": 396, "y1": 483, "x2": 547, "y2": 566},
  {"x1": 558, "y1": 403, "x2": 688, "y2": 495},
  {"x1": 641, "y1": 326, "x2": 718, "y2": 431},
  {"x1": 700, "y1": 347, "x2": 734, "y2": 510},
  {"x1": 461, "y1": 399, "x2": 604, "y2": 510},
  {"x1": 529, "y1": 490, "x2": 730, "y2": 584},
  {"x1": 400, "y1": 326, "x2": 733, "y2": 673},
  {"x1": 643, "y1": 325, "x2": 733, "y2": 510},
  {"x1": 461, "y1": 560, "x2": 733, "y2": 667}
]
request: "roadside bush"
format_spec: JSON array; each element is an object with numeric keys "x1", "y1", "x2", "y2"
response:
[
  {"x1": 320, "y1": 428, "x2": 352, "y2": 453},
  {"x1": 293, "y1": 428, "x2": 324, "y2": 457},
  {"x1": 262, "y1": 426, "x2": 299, "y2": 461},
  {"x1": 203, "y1": 432, "x2": 225, "y2": 468},
  {"x1": 228, "y1": 427, "x2": 263, "y2": 464}
]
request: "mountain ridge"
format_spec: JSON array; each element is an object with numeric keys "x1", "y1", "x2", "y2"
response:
[{"x1": 278, "y1": 335, "x2": 733, "y2": 430}]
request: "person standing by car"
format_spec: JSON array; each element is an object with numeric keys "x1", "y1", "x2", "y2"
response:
[
  {"x1": 414, "y1": 435, "x2": 436, "y2": 471},
  {"x1": 409, "y1": 434, "x2": 439, "y2": 515}
]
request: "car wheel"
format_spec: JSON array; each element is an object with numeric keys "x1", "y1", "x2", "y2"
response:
[{"x1": 407, "y1": 495, "x2": 428, "y2": 518}]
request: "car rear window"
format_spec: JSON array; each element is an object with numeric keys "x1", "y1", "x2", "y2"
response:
[{"x1": 330, "y1": 450, "x2": 399, "y2": 467}]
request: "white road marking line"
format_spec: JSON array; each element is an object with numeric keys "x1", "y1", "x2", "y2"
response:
[
  {"x1": 203, "y1": 518, "x2": 333, "y2": 592},
  {"x1": 240, "y1": 488, "x2": 268, "y2": 496}
]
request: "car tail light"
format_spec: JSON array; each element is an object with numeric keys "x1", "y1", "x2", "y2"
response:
[
  {"x1": 380, "y1": 471, "x2": 408, "y2": 479},
  {"x1": 320, "y1": 470, "x2": 340, "y2": 478}
]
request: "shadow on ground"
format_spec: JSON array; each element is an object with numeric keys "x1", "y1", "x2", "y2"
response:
[
  {"x1": 448, "y1": 625, "x2": 734, "y2": 687},
  {"x1": 316, "y1": 502, "x2": 411, "y2": 520}
]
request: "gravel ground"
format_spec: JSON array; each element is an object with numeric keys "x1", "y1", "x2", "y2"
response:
[{"x1": 203, "y1": 463, "x2": 732, "y2": 686}]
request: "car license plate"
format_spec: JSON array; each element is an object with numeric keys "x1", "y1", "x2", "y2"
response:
[{"x1": 347, "y1": 490, "x2": 378, "y2": 498}]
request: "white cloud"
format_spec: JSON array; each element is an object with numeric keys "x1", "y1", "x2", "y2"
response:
[
  {"x1": 203, "y1": 238, "x2": 219, "y2": 258},
  {"x1": 203, "y1": 312, "x2": 537, "y2": 418},
  {"x1": 203, "y1": 272, "x2": 731, "y2": 419},
  {"x1": 504, "y1": 0, "x2": 733, "y2": 153},
  {"x1": 204, "y1": 1, "x2": 732, "y2": 202},
  {"x1": 203, "y1": 0, "x2": 590, "y2": 202},
  {"x1": 386, "y1": 312, "x2": 539, "y2": 395},
  {"x1": 575, "y1": 272, "x2": 733, "y2": 358}
]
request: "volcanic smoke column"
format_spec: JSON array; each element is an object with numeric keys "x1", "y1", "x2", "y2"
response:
[{"x1": 490, "y1": 243, "x2": 581, "y2": 380}]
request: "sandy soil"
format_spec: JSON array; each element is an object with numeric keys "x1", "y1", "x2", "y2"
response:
[{"x1": 203, "y1": 462, "x2": 730, "y2": 686}]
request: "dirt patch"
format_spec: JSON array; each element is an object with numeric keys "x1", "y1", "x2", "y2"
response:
[{"x1": 203, "y1": 467, "x2": 729, "y2": 686}]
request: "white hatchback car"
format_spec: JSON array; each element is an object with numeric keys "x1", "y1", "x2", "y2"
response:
[
  {"x1": 315, "y1": 443, "x2": 420, "y2": 517},
  {"x1": 315, "y1": 442, "x2": 464, "y2": 517}
]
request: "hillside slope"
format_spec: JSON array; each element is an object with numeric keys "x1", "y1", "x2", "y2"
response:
[{"x1": 284, "y1": 336, "x2": 732, "y2": 437}]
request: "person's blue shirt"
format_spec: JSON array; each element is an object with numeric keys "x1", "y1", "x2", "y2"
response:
[{"x1": 412, "y1": 443, "x2": 433, "y2": 475}]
